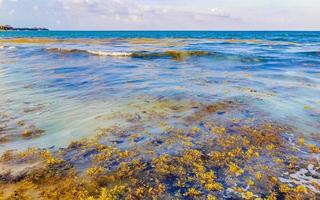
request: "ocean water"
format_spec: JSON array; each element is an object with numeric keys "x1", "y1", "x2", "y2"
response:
[
  {"x1": 0, "y1": 31, "x2": 319, "y2": 198},
  {"x1": 1, "y1": 31, "x2": 319, "y2": 150}
]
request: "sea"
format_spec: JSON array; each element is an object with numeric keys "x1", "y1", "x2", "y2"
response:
[{"x1": 0, "y1": 31, "x2": 319, "y2": 197}]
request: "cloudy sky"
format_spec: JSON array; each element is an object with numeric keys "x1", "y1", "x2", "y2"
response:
[{"x1": 0, "y1": 0, "x2": 319, "y2": 30}]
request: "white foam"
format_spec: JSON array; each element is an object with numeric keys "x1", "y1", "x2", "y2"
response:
[
  {"x1": 86, "y1": 50, "x2": 132, "y2": 57},
  {"x1": 0, "y1": 46, "x2": 16, "y2": 49},
  {"x1": 279, "y1": 164, "x2": 320, "y2": 193}
]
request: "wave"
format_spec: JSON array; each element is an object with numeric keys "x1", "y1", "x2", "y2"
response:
[
  {"x1": 44, "y1": 48, "x2": 266, "y2": 63},
  {"x1": 296, "y1": 51, "x2": 320, "y2": 57},
  {"x1": 45, "y1": 48, "x2": 214, "y2": 60},
  {"x1": 46, "y1": 48, "x2": 90, "y2": 54},
  {"x1": 87, "y1": 50, "x2": 133, "y2": 57},
  {"x1": 0, "y1": 45, "x2": 16, "y2": 49},
  {"x1": 132, "y1": 50, "x2": 212, "y2": 60},
  {"x1": 46, "y1": 48, "x2": 134, "y2": 57}
]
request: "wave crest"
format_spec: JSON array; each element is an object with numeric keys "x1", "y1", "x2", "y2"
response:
[
  {"x1": 45, "y1": 48, "x2": 213, "y2": 60},
  {"x1": 87, "y1": 50, "x2": 133, "y2": 56},
  {"x1": 0, "y1": 45, "x2": 16, "y2": 49},
  {"x1": 46, "y1": 48, "x2": 133, "y2": 57}
]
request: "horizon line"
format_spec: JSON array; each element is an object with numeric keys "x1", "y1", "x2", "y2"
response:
[{"x1": 3, "y1": 29, "x2": 320, "y2": 32}]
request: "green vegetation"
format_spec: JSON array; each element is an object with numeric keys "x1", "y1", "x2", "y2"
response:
[{"x1": 0, "y1": 25, "x2": 48, "y2": 31}]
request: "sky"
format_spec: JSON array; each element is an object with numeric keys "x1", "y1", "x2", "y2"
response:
[{"x1": 0, "y1": 0, "x2": 319, "y2": 30}]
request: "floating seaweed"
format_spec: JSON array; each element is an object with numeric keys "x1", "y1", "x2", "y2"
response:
[{"x1": 0, "y1": 98, "x2": 319, "y2": 199}]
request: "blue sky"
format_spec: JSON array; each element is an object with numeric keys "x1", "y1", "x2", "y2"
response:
[{"x1": 0, "y1": 0, "x2": 319, "y2": 30}]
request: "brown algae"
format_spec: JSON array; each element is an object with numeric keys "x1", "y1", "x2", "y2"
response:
[{"x1": 0, "y1": 98, "x2": 319, "y2": 199}]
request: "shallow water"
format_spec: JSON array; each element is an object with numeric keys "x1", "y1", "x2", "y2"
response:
[
  {"x1": 0, "y1": 31, "x2": 319, "y2": 199},
  {"x1": 1, "y1": 31, "x2": 319, "y2": 151}
]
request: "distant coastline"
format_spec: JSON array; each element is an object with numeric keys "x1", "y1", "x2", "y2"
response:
[{"x1": 0, "y1": 25, "x2": 48, "y2": 31}]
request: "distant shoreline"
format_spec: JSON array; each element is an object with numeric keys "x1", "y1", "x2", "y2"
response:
[{"x1": 0, "y1": 25, "x2": 48, "y2": 31}]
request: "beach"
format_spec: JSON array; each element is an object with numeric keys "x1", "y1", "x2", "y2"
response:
[{"x1": 0, "y1": 31, "x2": 319, "y2": 199}]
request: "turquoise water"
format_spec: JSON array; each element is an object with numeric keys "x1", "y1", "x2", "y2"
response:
[
  {"x1": 0, "y1": 31, "x2": 319, "y2": 152},
  {"x1": 1, "y1": 31, "x2": 320, "y2": 42}
]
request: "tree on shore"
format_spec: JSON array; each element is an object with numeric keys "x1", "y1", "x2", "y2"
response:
[{"x1": 0, "y1": 25, "x2": 14, "y2": 30}]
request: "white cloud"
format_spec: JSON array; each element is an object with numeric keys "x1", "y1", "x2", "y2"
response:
[
  {"x1": 55, "y1": 1, "x2": 242, "y2": 29},
  {"x1": 58, "y1": 0, "x2": 231, "y2": 21},
  {"x1": 0, "y1": 0, "x2": 242, "y2": 29},
  {"x1": 211, "y1": 8, "x2": 230, "y2": 18},
  {"x1": 2, "y1": 0, "x2": 318, "y2": 30}
]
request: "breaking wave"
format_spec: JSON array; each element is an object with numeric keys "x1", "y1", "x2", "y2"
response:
[
  {"x1": 45, "y1": 48, "x2": 214, "y2": 60},
  {"x1": 46, "y1": 48, "x2": 132, "y2": 57}
]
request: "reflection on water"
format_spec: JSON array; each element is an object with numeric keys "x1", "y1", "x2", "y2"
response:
[{"x1": 0, "y1": 32, "x2": 319, "y2": 198}]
